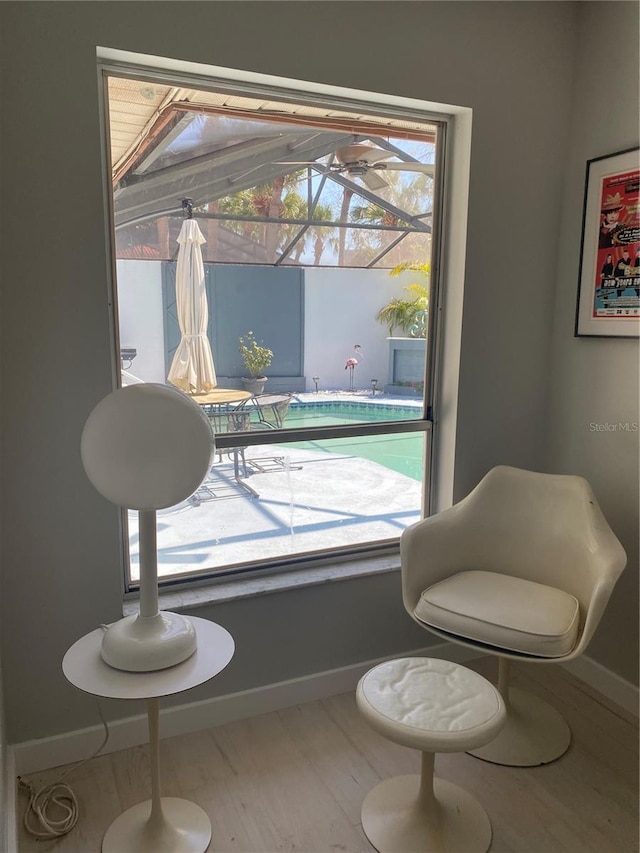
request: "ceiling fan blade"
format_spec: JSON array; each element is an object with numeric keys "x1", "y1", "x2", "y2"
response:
[
  {"x1": 359, "y1": 149, "x2": 395, "y2": 164},
  {"x1": 360, "y1": 170, "x2": 389, "y2": 192},
  {"x1": 377, "y1": 162, "x2": 435, "y2": 175},
  {"x1": 335, "y1": 144, "x2": 393, "y2": 165}
]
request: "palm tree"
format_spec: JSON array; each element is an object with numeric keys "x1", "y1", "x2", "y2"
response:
[
  {"x1": 376, "y1": 262, "x2": 430, "y2": 337},
  {"x1": 218, "y1": 174, "x2": 337, "y2": 263},
  {"x1": 349, "y1": 169, "x2": 433, "y2": 267},
  {"x1": 217, "y1": 189, "x2": 263, "y2": 241},
  {"x1": 267, "y1": 190, "x2": 335, "y2": 265}
]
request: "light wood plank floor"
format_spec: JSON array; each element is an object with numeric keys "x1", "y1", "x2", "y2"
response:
[{"x1": 17, "y1": 657, "x2": 639, "y2": 853}]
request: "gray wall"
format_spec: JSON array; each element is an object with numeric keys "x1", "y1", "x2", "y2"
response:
[
  {"x1": 545, "y1": 1, "x2": 639, "y2": 683},
  {"x1": 0, "y1": 1, "x2": 628, "y2": 745},
  {"x1": 0, "y1": 653, "x2": 7, "y2": 852}
]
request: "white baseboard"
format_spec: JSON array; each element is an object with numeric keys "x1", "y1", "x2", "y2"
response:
[
  {"x1": 561, "y1": 654, "x2": 639, "y2": 718},
  {"x1": 12, "y1": 643, "x2": 476, "y2": 776},
  {"x1": 11, "y1": 643, "x2": 638, "y2": 777}
]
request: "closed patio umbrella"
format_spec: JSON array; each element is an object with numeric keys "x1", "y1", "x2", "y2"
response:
[{"x1": 167, "y1": 204, "x2": 217, "y2": 394}]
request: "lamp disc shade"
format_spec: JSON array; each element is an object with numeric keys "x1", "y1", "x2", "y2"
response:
[{"x1": 81, "y1": 384, "x2": 213, "y2": 510}]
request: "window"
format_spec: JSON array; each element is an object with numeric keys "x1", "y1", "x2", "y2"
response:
[{"x1": 103, "y1": 64, "x2": 446, "y2": 587}]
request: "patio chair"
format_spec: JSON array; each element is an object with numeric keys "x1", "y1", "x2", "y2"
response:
[
  {"x1": 247, "y1": 393, "x2": 293, "y2": 430},
  {"x1": 244, "y1": 393, "x2": 301, "y2": 474},
  {"x1": 196, "y1": 400, "x2": 258, "y2": 498}
]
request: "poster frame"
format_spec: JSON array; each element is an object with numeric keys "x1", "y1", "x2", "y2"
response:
[{"x1": 575, "y1": 147, "x2": 640, "y2": 338}]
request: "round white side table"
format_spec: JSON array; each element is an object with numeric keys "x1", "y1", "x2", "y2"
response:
[{"x1": 63, "y1": 616, "x2": 234, "y2": 853}]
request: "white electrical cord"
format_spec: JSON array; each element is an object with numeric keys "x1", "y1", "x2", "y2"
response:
[{"x1": 19, "y1": 702, "x2": 110, "y2": 840}]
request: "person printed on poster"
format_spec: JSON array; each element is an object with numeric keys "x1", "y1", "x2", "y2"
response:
[
  {"x1": 600, "y1": 253, "x2": 615, "y2": 278},
  {"x1": 615, "y1": 248, "x2": 633, "y2": 278},
  {"x1": 599, "y1": 192, "x2": 626, "y2": 248}
]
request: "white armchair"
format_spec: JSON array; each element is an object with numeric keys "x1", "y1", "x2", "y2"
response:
[{"x1": 400, "y1": 465, "x2": 627, "y2": 766}]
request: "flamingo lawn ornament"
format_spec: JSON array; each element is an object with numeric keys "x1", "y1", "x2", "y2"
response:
[
  {"x1": 345, "y1": 344, "x2": 363, "y2": 391},
  {"x1": 345, "y1": 359, "x2": 357, "y2": 391}
]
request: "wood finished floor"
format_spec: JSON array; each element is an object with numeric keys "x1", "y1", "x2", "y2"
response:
[{"x1": 17, "y1": 657, "x2": 639, "y2": 853}]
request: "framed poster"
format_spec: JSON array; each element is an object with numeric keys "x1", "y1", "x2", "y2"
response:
[{"x1": 575, "y1": 147, "x2": 640, "y2": 337}]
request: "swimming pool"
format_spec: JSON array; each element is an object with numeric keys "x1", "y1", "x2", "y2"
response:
[
  {"x1": 130, "y1": 400, "x2": 425, "y2": 581},
  {"x1": 288, "y1": 401, "x2": 422, "y2": 425},
  {"x1": 283, "y1": 402, "x2": 424, "y2": 481}
]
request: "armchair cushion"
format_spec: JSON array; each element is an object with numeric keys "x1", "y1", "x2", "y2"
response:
[{"x1": 414, "y1": 570, "x2": 580, "y2": 658}]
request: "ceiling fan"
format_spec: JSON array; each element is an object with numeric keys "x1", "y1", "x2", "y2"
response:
[{"x1": 278, "y1": 144, "x2": 434, "y2": 192}]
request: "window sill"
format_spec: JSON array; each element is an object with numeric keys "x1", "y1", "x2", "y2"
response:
[{"x1": 123, "y1": 553, "x2": 401, "y2": 616}]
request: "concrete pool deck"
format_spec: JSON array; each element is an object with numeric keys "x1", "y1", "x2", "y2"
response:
[{"x1": 129, "y1": 391, "x2": 425, "y2": 581}]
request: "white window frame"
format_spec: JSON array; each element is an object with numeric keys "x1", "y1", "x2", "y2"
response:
[{"x1": 97, "y1": 48, "x2": 471, "y2": 592}]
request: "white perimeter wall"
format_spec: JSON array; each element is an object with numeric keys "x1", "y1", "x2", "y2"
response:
[
  {"x1": 304, "y1": 268, "x2": 406, "y2": 391},
  {"x1": 117, "y1": 262, "x2": 409, "y2": 391},
  {"x1": 117, "y1": 260, "x2": 167, "y2": 383}
]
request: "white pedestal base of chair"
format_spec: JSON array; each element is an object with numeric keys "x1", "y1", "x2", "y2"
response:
[
  {"x1": 361, "y1": 763, "x2": 492, "y2": 853},
  {"x1": 103, "y1": 797, "x2": 211, "y2": 853},
  {"x1": 468, "y1": 686, "x2": 571, "y2": 766}
]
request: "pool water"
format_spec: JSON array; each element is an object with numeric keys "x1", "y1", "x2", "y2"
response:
[{"x1": 283, "y1": 403, "x2": 424, "y2": 481}]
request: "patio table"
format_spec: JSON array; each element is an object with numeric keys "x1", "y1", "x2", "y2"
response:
[{"x1": 191, "y1": 388, "x2": 252, "y2": 406}]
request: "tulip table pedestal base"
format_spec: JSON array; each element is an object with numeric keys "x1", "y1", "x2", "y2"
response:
[
  {"x1": 63, "y1": 616, "x2": 235, "y2": 853},
  {"x1": 102, "y1": 796, "x2": 211, "y2": 853}
]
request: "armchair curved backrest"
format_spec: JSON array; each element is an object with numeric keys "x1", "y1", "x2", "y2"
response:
[{"x1": 401, "y1": 465, "x2": 627, "y2": 661}]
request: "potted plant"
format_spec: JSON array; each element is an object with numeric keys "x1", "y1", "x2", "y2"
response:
[{"x1": 239, "y1": 331, "x2": 273, "y2": 395}]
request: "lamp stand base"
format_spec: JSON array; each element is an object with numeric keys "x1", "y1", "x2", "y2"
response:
[{"x1": 101, "y1": 613, "x2": 197, "y2": 672}]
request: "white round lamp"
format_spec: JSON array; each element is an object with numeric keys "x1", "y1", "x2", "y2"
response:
[{"x1": 81, "y1": 383, "x2": 213, "y2": 672}]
